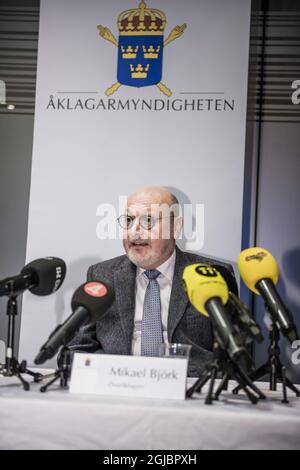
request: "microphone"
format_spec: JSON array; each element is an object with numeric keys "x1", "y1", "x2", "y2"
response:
[
  {"x1": 182, "y1": 264, "x2": 253, "y2": 372},
  {"x1": 238, "y1": 247, "x2": 299, "y2": 344},
  {"x1": 212, "y1": 263, "x2": 264, "y2": 344},
  {"x1": 0, "y1": 257, "x2": 66, "y2": 297},
  {"x1": 211, "y1": 263, "x2": 239, "y2": 296},
  {"x1": 34, "y1": 280, "x2": 114, "y2": 364}
]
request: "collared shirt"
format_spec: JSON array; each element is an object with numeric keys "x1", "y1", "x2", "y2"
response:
[{"x1": 131, "y1": 249, "x2": 176, "y2": 355}]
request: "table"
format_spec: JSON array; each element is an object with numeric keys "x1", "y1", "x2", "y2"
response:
[{"x1": 0, "y1": 372, "x2": 300, "y2": 450}]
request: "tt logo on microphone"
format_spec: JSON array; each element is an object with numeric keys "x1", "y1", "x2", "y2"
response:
[{"x1": 195, "y1": 265, "x2": 218, "y2": 277}]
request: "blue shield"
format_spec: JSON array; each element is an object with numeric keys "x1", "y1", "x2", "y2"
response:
[{"x1": 117, "y1": 36, "x2": 163, "y2": 88}]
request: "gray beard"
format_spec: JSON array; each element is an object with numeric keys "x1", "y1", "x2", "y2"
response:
[{"x1": 126, "y1": 248, "x2": 161, "y2": 269}]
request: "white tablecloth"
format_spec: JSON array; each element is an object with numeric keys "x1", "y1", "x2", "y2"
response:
[{"x1": 0, "y1": 371, "x2": 300, "y2": 450}]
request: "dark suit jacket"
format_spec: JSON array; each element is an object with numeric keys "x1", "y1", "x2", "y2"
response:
[{"x1": 67, "y1": 246, "x2": 237, "y2": 376}]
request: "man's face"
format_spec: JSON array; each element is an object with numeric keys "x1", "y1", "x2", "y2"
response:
[{"x1": 122, "y1": 194, "x2": 176, "y2": 269}]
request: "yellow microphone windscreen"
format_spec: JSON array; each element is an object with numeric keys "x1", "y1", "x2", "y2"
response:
[
  {"x1": 182, "y1": 264, "x2": 229, "y2": 316},
  {"x1": 238, "y1": 247, "x2": 279, "y2": 295}
]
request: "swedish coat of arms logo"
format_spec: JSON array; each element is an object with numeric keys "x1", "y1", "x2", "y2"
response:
[{"x1": 97, "y1": 0, "x2": 187, "y2": 97}]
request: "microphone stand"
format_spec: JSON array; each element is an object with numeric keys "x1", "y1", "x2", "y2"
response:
[
  {"x1": 186, "y1": 341, "x2": 266, "y2": 405},
  {"x1": 232, "y1": 320, "x2": 300, "y2": 403},
  {"x1": 40, "y1": 345, "x2": 72, "y2": 393},
  {"x1": 1, "y1": 294, "x2": 44, "y2": 390}
]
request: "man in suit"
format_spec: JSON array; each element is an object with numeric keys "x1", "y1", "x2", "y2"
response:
[{"x1": 67, "y1": 186, "x2": 236, "y2": 375}]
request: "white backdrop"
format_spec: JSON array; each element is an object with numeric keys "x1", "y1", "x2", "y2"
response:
[{"x1": 20, "y1": 0, "x2": 251, "y2": 366}]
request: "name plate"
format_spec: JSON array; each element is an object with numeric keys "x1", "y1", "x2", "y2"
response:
[{"x1": 69, "y1": 353, "x2": 188, "y2": 400}]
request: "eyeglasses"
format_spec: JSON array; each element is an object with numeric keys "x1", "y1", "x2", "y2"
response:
[{"x1": 117, "y1": 214, "x2": 173, "y2": 230}]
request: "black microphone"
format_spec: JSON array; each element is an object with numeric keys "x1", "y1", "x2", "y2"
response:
[
  {"x1": 0, "y1": 257, "x2": 66, "y2": 297},
  {"x1": 34, "y1": 280, "x2": 114, "y2": 364},
  {"x1": 212, "y1": 263, "x2": 264, "y2": 344},
  {"x1": 211, "y1": 263, "x2": 239, "y2": 296},
  {"x1": 256, "y1": 280, "x2": 298, "y2": 343}
]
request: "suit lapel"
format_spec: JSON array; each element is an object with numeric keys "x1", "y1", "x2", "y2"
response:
[
  {"x1": 114, "y1": 257, "x2": 137, "y2": 354},
  {"x1": 113, "y1": 248, "x2": 191, "y2": 352},
  {"x1": 167, "y1": 247, "x2": 189, "y2": 341}
]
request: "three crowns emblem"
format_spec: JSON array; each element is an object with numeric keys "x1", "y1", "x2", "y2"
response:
[{"x1": 97, "y1": 0, "x2": 187, "y2": 97}]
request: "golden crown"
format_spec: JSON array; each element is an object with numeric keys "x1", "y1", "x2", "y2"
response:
[
  {"x1": 130, "y1": 63, "x2": 150, "y2": 78},
  {"x1": 142, "y1": 45, "x2": 161, "y2": 58},
  {"x1": 121, "y1": 45, "x2": 139, "y2": 59},
  {"x1": 118, "y1": 0, "x2": 166, "y2": 36}
]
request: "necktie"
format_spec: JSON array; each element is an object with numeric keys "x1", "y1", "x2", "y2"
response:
[{"x1": 141, "y1": 269, "x2": 163, "y2": 356}]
